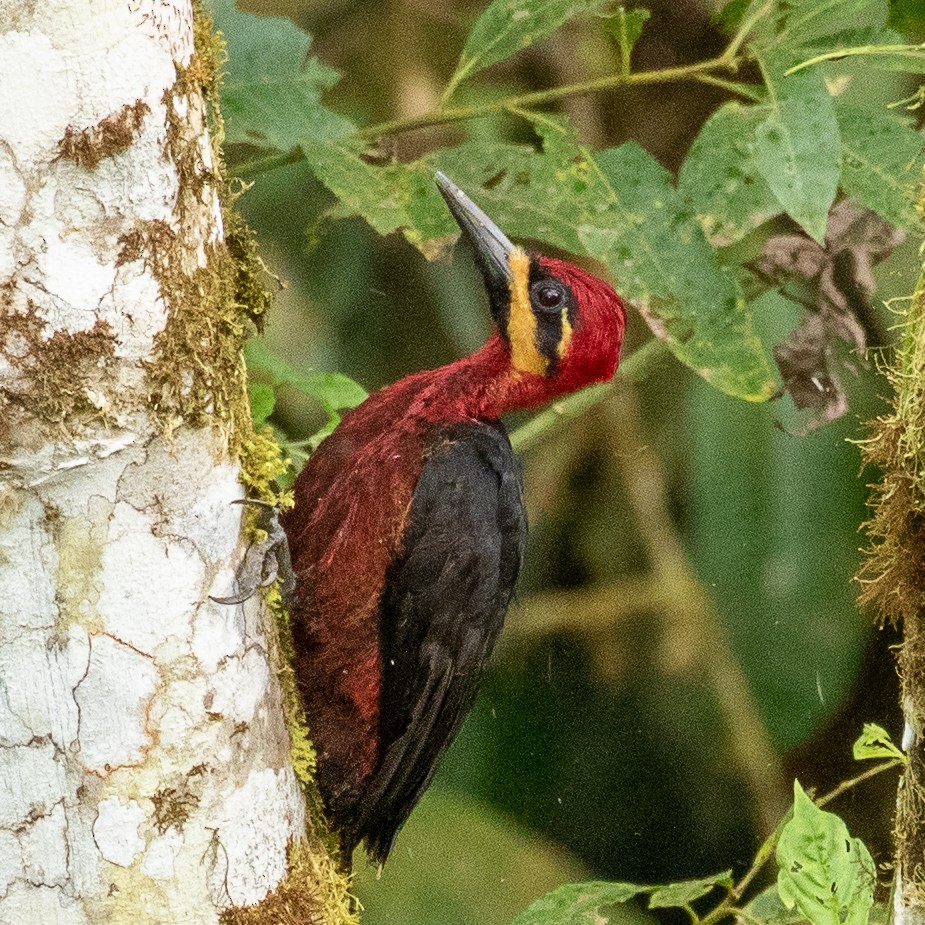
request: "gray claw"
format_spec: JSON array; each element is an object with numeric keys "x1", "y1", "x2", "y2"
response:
[{"x1": 210, "y1": 499, "x2": 298, "y2": 609}]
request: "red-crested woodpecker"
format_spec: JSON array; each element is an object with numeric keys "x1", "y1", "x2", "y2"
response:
[{"x1": 280, "y1": 174, "x2": 626, "y2": 863}]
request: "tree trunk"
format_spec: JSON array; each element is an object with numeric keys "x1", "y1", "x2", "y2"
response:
[
  {"x1": 0, "y1": 1, "x2": 349, "y2": 921},
  {"x1": 858, "y1": 169, "x2": 925, "y2": 924}
]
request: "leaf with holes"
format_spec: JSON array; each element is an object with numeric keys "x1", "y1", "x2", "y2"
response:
[
  {"x1": 776, "y1": 781, "x2": 876, "y2": 925},
  {"x1": 678, "y1": 101, "x2": 782, "y2": 246},
  {"x1": 754, "y1": 50, "x2": 840, "y2": 242}
]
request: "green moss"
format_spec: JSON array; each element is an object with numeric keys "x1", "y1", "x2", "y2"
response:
[
  {"x1": 220, "y1": 839, "x2": 358, "y2": 925},
  {"x1": 857, "y1": 194, "x2": 925, "y2": 625}
]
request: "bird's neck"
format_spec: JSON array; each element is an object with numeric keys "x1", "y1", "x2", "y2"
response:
[{"x1": 415, "y1": 334, "x2": 562, "y2": 424}]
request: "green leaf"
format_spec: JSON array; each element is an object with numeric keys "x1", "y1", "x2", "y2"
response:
[
  {"x1": 678, "y1": 101, "x2": 782, "y2": 246},
  {"x1": 583, "y1": 140, "x2": 774, "y2": 401},
  {"x1": 852, "y1": 723, "x2": 906, "y2": 763},
  {"x1": 648, "y1": 872, "x2": 733, "y2": 909},
  {"x1": 248, "y1": 381, "x2": 276, "y2": 427},
  {"x1": 447, "y1": 0, "x2": 616, "y2": 96},
  {"x1": 300, "y1": 138, "x2": 457, "y2": 254},
  {"x1": 244, "y1": 337, "x2": 367, "y2": 418},
  {"x1": 754, "y1": 51, "x2": 840, "y2": 242},
  {"x1": 744, "y1": 0, "x2": 887, "y2": 52},
  {"x1": 213, "y1": 0, "x2": 354, "y2": 152},
  {"x1": 776, "y1": 781, "x2": 876, "y2": 925},
  {"x1": 509, "y1": 881, "x2": 648, "y2": 925},
  {"x1": 604, "y1": 7, "x2": 651, "y2": 74},
  {"x1": 836, "y1": 101, "x2": 925, "y2": 232},
  {"x1": 287, "y1": 372, "x2": 369, "y2": 415},
  {"x1": 745, "y1": 885, "x2": 811, "y2": 925}
]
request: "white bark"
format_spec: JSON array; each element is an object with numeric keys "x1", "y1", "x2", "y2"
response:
[{"x1": 0, "y1": 1, "x2": 308, "y2": 921}]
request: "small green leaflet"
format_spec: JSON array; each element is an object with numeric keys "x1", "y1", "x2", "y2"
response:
[
  {"x1": 776, "y1": 781, "x2": 876, "y2": 925},
  {"x1": 852, "y1": 723, "x2": 906, "y2": 764},
  {"x1": 678, "y1": 101, "x2": 782, "y2": 247},
  {"x1": 212, "y1": 0, "x2": 354, "y2": 153},
  {"x1": 248, "y1": 381, "x2": 276, "y2": 427},
  {"x1": 836, "y1": 101, "x2": 925, "y2": 233},
  {"x1": 648, "y1": 871, "x2": 733, "y2": 909},
  {"x1": 604, "y1": 7, "x2": 651, "y2": 75},
  {"x1": 445, "y1": 0, "x2": 617, "y2": 99},
  {"x1": 508, "y1": 881, "x2": 647, "y2": 925},
  {"x1": 753, "y1": 49, "x2": 840, "y2": 243},
  {"x1": 243, "y1": 338, "x2": 367, "y2": 431}
]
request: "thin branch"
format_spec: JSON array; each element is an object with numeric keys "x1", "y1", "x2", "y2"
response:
[
  {"x1": 360, "y1": 56, "x2": 726, "y2": 141},
  {"x1": 720, "y1": 1, "x2": 773, "y2": 65}
]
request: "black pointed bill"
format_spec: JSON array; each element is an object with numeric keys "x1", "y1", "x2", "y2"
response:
[{"x1": 435, "y1": 172, "x2": 516, "y2": 291}]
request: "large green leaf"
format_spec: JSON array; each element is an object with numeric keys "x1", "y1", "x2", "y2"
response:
[
  {"x1": 582, "y1": 141, "x2": 774, "y2": 400},
  {"x1": 678, "y1": 101, "x2": 782, "y2": 247},
  {"x1": 836, "y1": 101, "x2": 925, "y2": 232},
  {"x1": 777, "y1": 782, "x2": 875, "y2": 925},
  {"x1": 754, "y1": 51, "x2": 840, "y2": 242},
  {"x1": 447, "y1": 0, "x2": 617, "y2": 97},
  {"x1": 213, "y1": 0, "x2": 354, "y2": 151},
  {"x1": 509, "y1": 881, "x2": 648, "y2": 925}
]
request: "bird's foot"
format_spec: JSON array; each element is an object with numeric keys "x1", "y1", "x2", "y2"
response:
[{"x1": 210, "y1": 499, "x2": 297, "y2": 608}]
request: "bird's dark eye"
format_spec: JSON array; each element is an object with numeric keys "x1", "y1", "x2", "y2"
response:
[{"x1": 532, "y1": 281, "x2": 566, "y2": 312}]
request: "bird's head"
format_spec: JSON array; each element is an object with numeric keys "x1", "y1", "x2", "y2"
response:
[{"x1": 436, "y1": 172, "x2": 626, "y2": 401}]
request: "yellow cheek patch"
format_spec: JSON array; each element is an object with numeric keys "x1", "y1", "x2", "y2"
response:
[
  {"x1": 507, "y1": 248, "x2": 547, "y2": 376},
  {"x1": 558, "y1": 311, "x2": 572, "y2": 359}
]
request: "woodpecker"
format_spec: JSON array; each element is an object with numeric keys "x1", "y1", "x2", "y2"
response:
[{"x1": 279, "y1": 173, "x2": 626, "y2": 864}]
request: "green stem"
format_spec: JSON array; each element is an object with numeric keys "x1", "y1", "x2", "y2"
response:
[
  {"x1": 693, "y1": 74, "x2": 764, "y2": 102},
  {"x1": 361, "y1": 56, "x2": 726, "y2": 140},
  {"x1": 509, "y1": 339, "x2": 667, "y2": 453},
  {"x1": 785, "y1": 42, "x2": 925, "y2": 75}
]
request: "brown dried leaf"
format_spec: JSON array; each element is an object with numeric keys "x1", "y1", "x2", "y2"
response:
[{"x1": 750, "y1": 199, "x2": 904, "y2": 431}]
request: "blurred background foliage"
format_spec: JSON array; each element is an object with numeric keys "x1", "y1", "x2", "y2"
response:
[{"x1": 217, "y1": 0, "x2": 925, "y2": 921}]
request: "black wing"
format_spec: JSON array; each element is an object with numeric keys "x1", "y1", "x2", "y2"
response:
[{"x1": 352, "y1": 420, "x2": 526, "y2": 863}]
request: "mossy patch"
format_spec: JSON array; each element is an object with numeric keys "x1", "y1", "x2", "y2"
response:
[
  {"x1": 220, "y1": 839, "x2": 358, "y2": 925},
  {"x1": 0, "y1": 310, "x2": 117, "y2": 422},
  {"x1": 58, "y1": 100, "x2": 150, "y2": 171},
  {"x1": 857, "y1": 271, "x2": 925, "y2": 623}
]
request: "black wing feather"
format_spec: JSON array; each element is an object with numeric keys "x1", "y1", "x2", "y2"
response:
[{"x1": 353, "y1": 420, "x2": 526, "y2": 863}]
